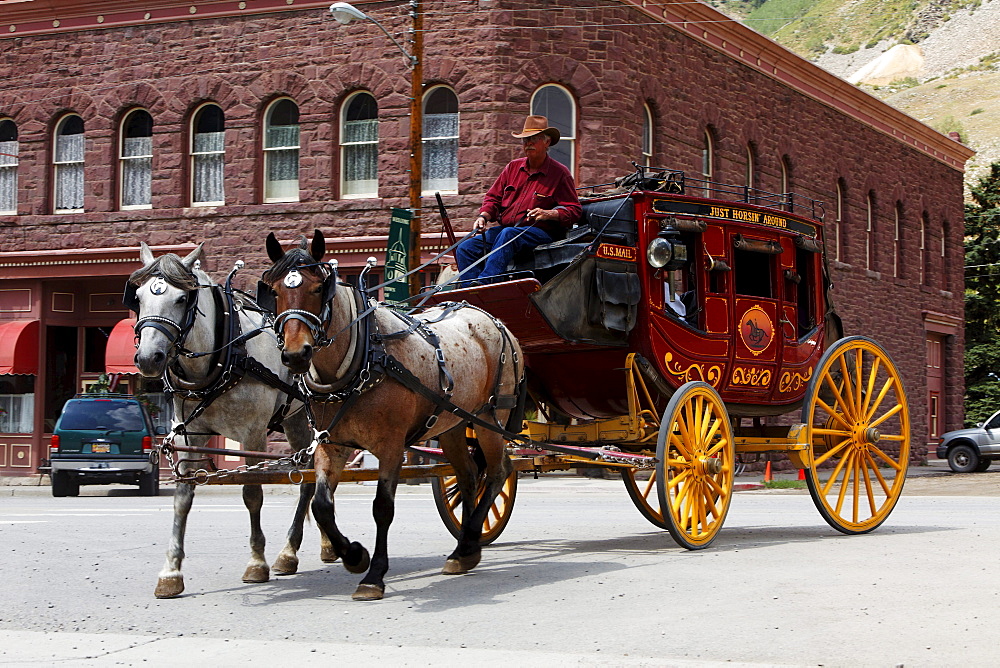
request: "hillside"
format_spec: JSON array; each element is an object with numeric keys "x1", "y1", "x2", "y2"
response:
[{"x1": 713, "y1": 0, "x2": 1000, "y2": 187}]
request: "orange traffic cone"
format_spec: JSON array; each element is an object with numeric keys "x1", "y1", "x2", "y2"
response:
[
  {"x1": 797, "y1": 468, "x2": 806, "y2": 481},
  {"x1": 764, "y1": 461, "x2": 773, "y2": 482}
]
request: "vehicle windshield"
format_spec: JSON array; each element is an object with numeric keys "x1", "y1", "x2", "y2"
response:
[
  {"x1": 59, "y1": 400, "x2": 146, "y2": 431},
  {"x1": 986, "y1": 411, "x2": 1000, "y2": 430}
]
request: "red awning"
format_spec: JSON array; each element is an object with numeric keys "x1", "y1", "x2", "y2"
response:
[
  {"x1": 105, "y1": 318, "x2": 139, "y2": 374},
  {"x1": 0, "y1": 320, "x2": 39, "y2": 375}
]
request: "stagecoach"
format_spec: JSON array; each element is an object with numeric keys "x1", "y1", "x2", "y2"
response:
[
  {"x1": 418, "y1": 166, "x2": 910, "y2": 549},
  {"x1": 146, "y1": 165, "x2": 909, "y2": 586}
]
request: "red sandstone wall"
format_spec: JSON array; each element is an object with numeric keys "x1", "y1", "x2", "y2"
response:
[{"x1": 0, "y1": 0, "x2": 967, "y2": 453}]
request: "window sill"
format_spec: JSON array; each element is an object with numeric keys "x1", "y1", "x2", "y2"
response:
[
  {"x1": 121, "y1": 205, "x2": 152, "y2": 211},
  {"x1": 263, "y1": 198, "x2": 301, "y2": 204},
  {"x1": 190, "y1": 202, "x2": 224, "y2": 208},
  {"x1": 341, "y1": 194, "x2": 379, "y2": 200},
  {"x1": 54, "y1": 209, "x2": 84, "y2": 214}
]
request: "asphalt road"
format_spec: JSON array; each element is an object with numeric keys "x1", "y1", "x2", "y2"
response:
[{"x1": 1, "y1": 470, "x2": 998, "y2": 666}]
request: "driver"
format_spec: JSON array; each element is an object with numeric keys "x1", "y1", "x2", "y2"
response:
[{"x1": 455, "y1": 115, "x2": 582, "y2": 283}]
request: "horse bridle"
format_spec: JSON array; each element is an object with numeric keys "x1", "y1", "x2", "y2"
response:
[
  {"x1": 124, "y1": 276, "x2": 205, "y2": 356},
  {"x1": 258, "y1": 261, "x2": 339, "y2": 349}
]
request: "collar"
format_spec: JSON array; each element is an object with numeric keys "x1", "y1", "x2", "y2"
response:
[{"x1": 517, "y1": 154, "x2": 551, "y2": 176}]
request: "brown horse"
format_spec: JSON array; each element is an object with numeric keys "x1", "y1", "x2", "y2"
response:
[{"x1": 260, "y1": 231, "x2": 524, "y2": 600}]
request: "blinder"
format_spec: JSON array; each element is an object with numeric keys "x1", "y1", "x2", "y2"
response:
[
  {"x1": 123, "y1": 282, "x2": 139, "y2": 313},
  {"x1": 256, "y1": 280, "x2": 277, "y2": 315}
]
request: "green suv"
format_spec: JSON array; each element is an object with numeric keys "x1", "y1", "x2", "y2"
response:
[{"x1": 49, "y1": 394, "x2": 164, "y2": 497}]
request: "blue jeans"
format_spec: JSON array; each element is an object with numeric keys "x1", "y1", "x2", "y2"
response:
[{"x1": 455, "y1": 225, "x2": 553, "y2": 282}]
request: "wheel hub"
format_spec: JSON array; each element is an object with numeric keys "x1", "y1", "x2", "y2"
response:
[{"x1": 697, "y1": 456, "x2": 723, "y2": 476}]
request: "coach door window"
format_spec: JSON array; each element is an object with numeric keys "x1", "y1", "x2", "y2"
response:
[{"x1": 733, "y1": 235, "x2": 779, "y2": 299}]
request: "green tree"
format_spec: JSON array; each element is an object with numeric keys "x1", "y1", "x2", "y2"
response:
[{"x1": 964, "y1": 163, "x2": 1000, "y2": 424}]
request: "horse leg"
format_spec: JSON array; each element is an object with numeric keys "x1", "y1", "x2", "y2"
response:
[
  {"x1": 352, "y1": 448, "x2": 404, "y2": 601},
  {"x1": 241, "y1": 484, "x2": 270, "y2": 583},
  {"x1": 436, "y1": 426, "x2": 485, "y2": 574},
  {"x1": 309, "y1": 447, "x2": 370, "y2": 575},
  {"x1": 155, "y1": 481, "x2": 195, "y2": 598},
  {"x1": 272, "y1": 482, "x2": 319, "y2": 575}
]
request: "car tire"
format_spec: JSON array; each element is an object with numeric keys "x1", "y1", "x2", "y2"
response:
[
  {"x1": 139, "y1": 470, "x2": 160, "y2": 496},
  {"x1": 51, "y1": 471, "x2": 79, "y2": 497},
  {"x1": 976, "y1": 458, "x2": 992, "y2": 472},
  {"x1": 948, "y1": 443, "x2": 980, "y2": 474}
]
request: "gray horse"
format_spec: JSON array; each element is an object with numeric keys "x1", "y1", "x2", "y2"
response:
[{"x1": 129, "y1": 243, "x2": 332, "y2": 598}]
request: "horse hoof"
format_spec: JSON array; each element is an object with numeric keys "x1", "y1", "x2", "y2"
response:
[
  {"x1": 154, "y1": 575, "x2": 185, "y2": 599},
  {"x1": 320, "y1": 545, "x2": 339, "y2": 563},
  {"x1": 441, "y1": 551, "x2": 481, "y2": 575},
  {"x1": 351, "y1": 584, "x2": 385, "y2": 601},
  {"x1": 272, "y1": 553, "x2": 299, "y2": 575},
  {"x1": 344, "y1": 542, "x2": 370, "y2": 574},
  {"x1": 242, "y1": 564, "x2": 270, "y2": 583}
]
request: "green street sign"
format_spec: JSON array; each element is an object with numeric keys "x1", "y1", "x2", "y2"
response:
[{"x1": 383, "y1": 208, "x2": 411, "y2": 305}]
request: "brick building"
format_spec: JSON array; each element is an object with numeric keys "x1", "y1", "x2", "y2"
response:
[{"x1": 0, "y1": 0, "x2": 972, "y2": 475}]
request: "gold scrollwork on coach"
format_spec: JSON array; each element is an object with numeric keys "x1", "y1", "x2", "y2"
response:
[
  {"x1": 778, "y1": 368, "x2": 813, "y2": 393},
  {"x1": 664, "y1": 352, "x2": 722, "y2": 387},
  {"x1": 731, "y1": 366, "x2": 772, "y2": 387}
]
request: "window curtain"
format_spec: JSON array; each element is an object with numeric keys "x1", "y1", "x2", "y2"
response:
[
  {"x1": 0, "y1": 393, "x2": 34, "y2": 434},
  {"x1": 55, "y1": 133, "x2": 84, "y2": 210},
  {"x1": 0, "y1": 140, "x2": 16, "y2": 213},
  {"x1": 193, "y1": 131, "x2": 225, "y2": 204},
  {"x1": 265, "y1": 125, "x2": 299, "y2": 200},
  {"x1": 422, "y1": 113, "x2": 458, "y2": 193},
  {"x1": 343, "y1": 119, "x2": 377, "y2": 196},
  {"x1": 121, "y1": 136, "x2": 152, "y2": 207}
]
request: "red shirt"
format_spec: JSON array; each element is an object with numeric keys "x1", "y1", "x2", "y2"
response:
[{"x1": 479, "y1": 155, "x2": 582, "y2": 236}]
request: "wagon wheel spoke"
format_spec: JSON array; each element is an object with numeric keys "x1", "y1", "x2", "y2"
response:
[
  {"x1": 656, "y1": 382, "x2": 734, "y2": 550},
  {"x1": 803, "y1": 337, "x2": 909, "y2": 535}
]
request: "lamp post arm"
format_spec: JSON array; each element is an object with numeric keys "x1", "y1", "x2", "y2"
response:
[{"x1": 367, "y1": 15, "x2": 417, "y2": 68}]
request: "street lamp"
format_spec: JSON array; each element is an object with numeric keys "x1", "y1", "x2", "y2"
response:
[{"x1": 329, "y1": 1, "x2": 424, "y2": 297}]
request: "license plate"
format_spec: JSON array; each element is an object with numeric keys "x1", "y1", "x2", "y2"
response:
[{"x1": 90, "y1": 443, "x2": 110, "y2": 454}]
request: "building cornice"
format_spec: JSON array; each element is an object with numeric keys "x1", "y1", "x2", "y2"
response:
[
  {"x1": 0, "y1": 0, "x2": 331, "y2": 38},
  {"x1": 622, "y1": 0, "x2": 974, "y2": 171},
  {"x1": 0, "y1": 244, "x2": 197, "y2": 278}
]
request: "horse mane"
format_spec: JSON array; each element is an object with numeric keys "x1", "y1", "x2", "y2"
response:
[
  {"x1": 262, "y1": 246, "x2": 315, "y2": 284},
  {"x1": 128, "y1": 253, "x2": 202, "y2": 290}
]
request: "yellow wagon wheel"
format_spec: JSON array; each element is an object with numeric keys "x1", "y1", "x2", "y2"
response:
[
  {"x1": 802, "y1": 336, "x2": 910, "y2": 534},
  {"x1": 431, "y1": 468, "x2": 518, "y2": 546},
  {"x1": 656, "y1": 381, "x2": 735, "y2": 549},
  {"x1": 622, "y1": 468, "x2": 669, "y2": 530}
]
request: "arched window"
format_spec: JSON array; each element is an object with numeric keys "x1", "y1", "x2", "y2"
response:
[
  {"x1": 701, "y1": 129, "x2": 714, "y2": 195},
  {"x1": 422, "y1": 86, "x2": 458, "y2": 194},
  {"x1": 940, "y1": 219, "x2": 950, "y2": 288},
  {"x1": 191, "y1": 104, "x2": 225, "y2": 206},
  {"x1": 0, "y1": 119, "x2": 16, "y2": 214},
  {"x1": 894, "y1": 201, "x2": 903, "y2": 278},
  {"x1": 744, "y1": 142, "x2": 756, "y2": 202},
  {"x1": 54, "y1": 114, "x2": 85, "y2": 212},
  {"x1": 120, "y1": 109, "x2": 153, "y2": 209},
  {"x1": 921, "y1": 211, "x2": 929, "y2": 285},
  {"x1": 263, "y1": 98, "x2": 299, "y2": 202},
  {"x1": 780, "y1": 154, "x2": 792, "y2": 212},
  {"x1": 865, "y1": 191, "x2": 876, "y2": 271},
  {"x1": 641, "y1": 103, "x2": 654, "y2": 166},
  {"x1": 341, "y1": 92, "x2": 378, "y2": 198},
  {"x1": 834, "y1": 178, "x2": 846, "y2": 262},
  {"x1": 530, "y1": 84, "x2": 576, "y2": 175}
]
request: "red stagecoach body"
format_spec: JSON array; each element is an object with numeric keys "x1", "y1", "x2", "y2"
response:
[{"x1": 430, "y1": 174, "x2": 837, "y2": 422}]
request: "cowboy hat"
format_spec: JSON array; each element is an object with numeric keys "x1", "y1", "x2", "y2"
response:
[{"x1": 511, "y1": 115, "x2": 560, "y2": 145}]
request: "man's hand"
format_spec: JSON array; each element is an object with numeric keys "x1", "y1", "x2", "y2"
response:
[
  {"x1": 527, "y1": 208, "x2": 557, "y2": 222},
  {"x1": 472, "y1": 215, "x2": 488, "y2": 232}
]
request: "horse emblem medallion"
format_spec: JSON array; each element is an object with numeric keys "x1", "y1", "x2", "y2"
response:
[
  {"x1": 149, "y1": 276, "x2": 168, "y2": 296},
  {"x1": 739, "y1": 305, "x2": 773, "y2": 356},
  {"x1": 284, "y1": 270, "x2": 303, "y2": 288}
]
